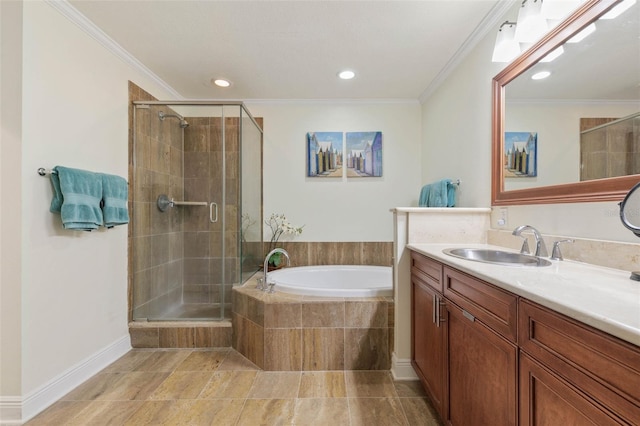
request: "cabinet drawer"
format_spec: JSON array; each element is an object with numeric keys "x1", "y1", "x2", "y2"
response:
[
  {"x1": 443, "y1": 266, "x2": 518, "y2": 342},
  {"x1": 519, "y1": 299, "x2": 640, "y2": 424},
  {"x1": 411, "y1": 252, "x2": 442, "y2": 292}
]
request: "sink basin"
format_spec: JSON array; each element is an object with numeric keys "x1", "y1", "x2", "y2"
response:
[{"x1": 443, "y1": 248, "x2": 552, "y2": 267}]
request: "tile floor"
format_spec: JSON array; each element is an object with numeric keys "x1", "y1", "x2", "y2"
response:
[{"x1": 26, "y1": 348, "x2": 442, "y2": 425}]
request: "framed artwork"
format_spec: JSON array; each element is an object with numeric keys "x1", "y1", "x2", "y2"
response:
[
  {"x1": 346, "y1": 131, "x2": 383, "y2": 177},
  {"x1": 504, "y1": 132, "x2": 537, "y2": 178},
  {"x1": 306, "y1": 132, "x2": 343, "y2": 177}
]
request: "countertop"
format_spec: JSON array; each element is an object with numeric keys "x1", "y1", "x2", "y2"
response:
[{"x1": 407, "y1": 243, "x2": 640, "y2": 347}]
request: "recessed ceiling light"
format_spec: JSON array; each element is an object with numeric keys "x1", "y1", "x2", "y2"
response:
[
  {"x1": 531, "y1": 71, "x2": 551, "y2": 80},
  {"x1": 338, "y1": 70, "x2": 355, "y2": 80},
  {"x1": 212, "y1": 78, "x2": 231, "y2": 88}
]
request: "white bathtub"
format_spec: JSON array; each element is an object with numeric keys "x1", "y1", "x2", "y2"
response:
[{"x1": 267, "y1": 265, "x2": 392, "y2": 298}]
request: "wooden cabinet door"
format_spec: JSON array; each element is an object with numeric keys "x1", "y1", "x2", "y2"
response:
[
  {"x1": 519, "y1": 353, "x2": 621, "y2": 426},
  {"x1": 446, "y1": 302, "x2": 518, "y2": 426},
  {"x1": 412, "y1": 277, "x2": 446, "y2": 418}
]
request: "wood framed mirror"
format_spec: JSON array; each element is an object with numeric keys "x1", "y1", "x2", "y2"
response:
[{"x1": 491, "y1": 0, "x2": 640, "y2": 205}]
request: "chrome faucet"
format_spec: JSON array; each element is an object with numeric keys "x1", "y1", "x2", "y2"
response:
[
  {"x1": 262, "y1": 248, "x2": 291, "y2": 291},
  {"x1": 512, "y1": 225, "x2": 548, "y2": 257}
]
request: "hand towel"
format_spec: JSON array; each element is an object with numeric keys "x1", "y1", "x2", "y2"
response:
[
  {"x1": 419, "y1": 179, "x2": 454, "y2": 207},
  {"x1": 50, "y1": 166, "x2": 103, "y2": 230},
  {"x1": 418, "y1": 183, "x2": 432, "y2": 207},
  {"x1": 446, "y1": 181, "x2": 457, "y2": 207},
  {"x1": 100, "y1": 173, "x2": 129, "y2": 228}
]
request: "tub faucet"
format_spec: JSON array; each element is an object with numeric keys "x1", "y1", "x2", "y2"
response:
[
  {"x1": 262, "y1": 248, "x2": 291, "y2": 291},
  {"x1": 512, "y1": 225, "x2": 548, "y2": 257}
]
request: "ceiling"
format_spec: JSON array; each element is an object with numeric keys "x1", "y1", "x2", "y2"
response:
[{"x1": 68, "y1": 0, "x2": 506, "y2": 101}]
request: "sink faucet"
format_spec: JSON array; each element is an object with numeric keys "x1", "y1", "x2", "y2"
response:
[
  {"x1": 262, "y1": 248, "x2": 291, "y2": 291},
  {"x1": 512, "y1": 225, "x2": 548, "y2": 257}
]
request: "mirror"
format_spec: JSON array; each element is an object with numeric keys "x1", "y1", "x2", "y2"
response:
[
  {"x1": 619, "y1": 180, "x2": 640, "y2": 280},
  {"x1": 492, "y1": 0, "x2": 640, "y2": 205},
  {"x1": 619, "y1": 181, "x2": 640, "y2": 238}
]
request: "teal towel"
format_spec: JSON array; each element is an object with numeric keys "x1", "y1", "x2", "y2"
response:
[
  {"x1": 447, "y1": 181, "x2": 457, "y2": 207},
  {"x1": 419, "y1": 179, "x2": 456, "y2": 207},
  {"x1": 50, "y1": 166, "x2": 103, "y2": 230},
  {"x1": 100, "y1": 173, "x2": 129, "y2": 228}
]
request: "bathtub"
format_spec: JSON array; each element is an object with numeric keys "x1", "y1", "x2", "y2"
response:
[{"x1": 267, "y1": 265, "x2": 392, "y2": 298}]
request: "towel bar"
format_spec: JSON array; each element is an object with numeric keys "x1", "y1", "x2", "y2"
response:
[{"x1": 38, "y1": 168, "x2": 58, "y2": 176}]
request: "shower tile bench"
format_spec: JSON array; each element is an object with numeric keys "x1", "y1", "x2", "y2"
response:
[{"x1": 232, "y1": 274, "x2": 394, "y2": 371}]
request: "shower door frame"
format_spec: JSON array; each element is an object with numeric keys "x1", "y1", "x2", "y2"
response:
[{"x1": 131, "y1": 100, "x2": 263, "y2": 322}]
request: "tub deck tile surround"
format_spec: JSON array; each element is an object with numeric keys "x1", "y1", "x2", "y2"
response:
[
  {"x1": 232, "y1": 280, "x2": 393, "y2": 371},
  {"x1": 26, "y1": 348, "x2": 442, "y2": 426}
]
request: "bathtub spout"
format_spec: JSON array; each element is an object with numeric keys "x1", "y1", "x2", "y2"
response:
[{"x1": 263, "y1": 248, "x2": 291, "y2": 291}]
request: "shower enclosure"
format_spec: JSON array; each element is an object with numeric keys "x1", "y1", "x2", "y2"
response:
[{"x1": 130, "y1": 101, "x2": 262, "y2": 321}]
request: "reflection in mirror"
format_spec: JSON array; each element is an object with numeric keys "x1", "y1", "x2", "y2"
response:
[
  {"x1": 492, "y1": 0, "x2": 640, "y2": 205},
  {"x1": 581, "y1": 113, "x2": 640, "y2": 181},
  {"x1": 503, "y1": 0, "x2": 639, "y2": 192}
]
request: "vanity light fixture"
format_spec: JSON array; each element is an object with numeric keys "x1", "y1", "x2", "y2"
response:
[
  {"x1": 601, "y1": 0, "x2": 636, "y2": 19},
  {"x1": 514, "y1": 0, "x2": 549, "y2": 43},
  {"x1": 338, "y1": 70, "x2": 355, "y2": 80},
  {"x1": 540, "y1": 0, "x2": 586, "y2": 20},
  {"x1": 212, "y1": 78, "x2": 231, "y2": 88},
  {"x1": 531, "y1": 70, "x2": 551, "y2": 80},
  {"x1": 491, "y1": 0, "x2": 588, "y2": 63},
  {"x1": 491, "y1": 21, "x2": 520, "y2": 63}
]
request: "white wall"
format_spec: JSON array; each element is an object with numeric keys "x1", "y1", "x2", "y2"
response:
[
  {"x1": 13, "y1": 1, "x2": 175, "y2": 418},
  {"x1": 420, "y1": 8, "x2": 640, "y2": 243},
  {"x1": 246, "y1": 101, "x2": 422, "y2": 242},
  {"x1": 1, "y1": 0, "x2": 24, "y2": 407},
  {"x1": 420, "y1": 28, "x2": 505, "y2": 208}
]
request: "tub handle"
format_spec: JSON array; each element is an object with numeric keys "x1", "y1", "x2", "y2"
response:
[{"x1": 209, "y1": 202, "x2": 218, "y2": 223}]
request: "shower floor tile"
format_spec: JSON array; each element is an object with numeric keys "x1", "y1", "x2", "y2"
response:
[
  {"x1": 158, "y1": 303, "x2": 224, "y2": 320},
  {"x1": 25, "y1": 349, "x2": 443, "y2": 425}
]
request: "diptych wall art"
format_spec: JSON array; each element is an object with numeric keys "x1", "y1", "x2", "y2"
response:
[
  {"x1": 504, "y1": 132, "x2": 537, "y2": 178},
  {"x1": 306, "y1": 132, "x2": 343, "y2": 177},
  {"x1": 346, "y1": 131, "x2": 383, "y2": 177},
  {"x1": 307, "y1": 131, "x2": 382, "y2": 178}
]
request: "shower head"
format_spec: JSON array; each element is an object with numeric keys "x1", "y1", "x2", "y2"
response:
[{"x1": 158, "y1": 111, "x2": 189, "y2": 128}]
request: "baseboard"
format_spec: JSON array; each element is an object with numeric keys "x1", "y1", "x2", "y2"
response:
[
  {"x1": 19, "y1": 334, "x2": 131, "y2": 423},
  {"x1": 0, "y1": 397, "x2": 22, "y2": 425},
  {"x1": 390, "y1": 352, "x2": 419, "y2": 380}
]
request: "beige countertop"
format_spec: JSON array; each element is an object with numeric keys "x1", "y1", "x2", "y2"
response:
[{"x1": 407, "y1": 243, "x2": 640, "y2": 347}]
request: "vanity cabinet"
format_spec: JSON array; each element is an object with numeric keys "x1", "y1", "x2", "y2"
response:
[
  {"x1": 443, "y1": 266, "x2": 518, "y2": 426},
  {"x1": 411, "y1": 253, "x2": 518, "y2": 425},
  {"x1": 410, "y1": 251, "x2": 640, "y2": 426},
  {"x1": 411, "y1": 253, "x2": 446, "y2": 418},
  {"x1": 519, "y1": 299, "x2": 640, "y2": 425}
]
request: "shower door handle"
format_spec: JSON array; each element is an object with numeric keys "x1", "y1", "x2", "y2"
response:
[{"x1": 209, "y1": 202, "x2": 218, "y2": 223}]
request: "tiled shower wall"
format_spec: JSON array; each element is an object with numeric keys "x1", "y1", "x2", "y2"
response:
[{"x1": 129, "y1": 83, "x2": 185, "y2": 320}]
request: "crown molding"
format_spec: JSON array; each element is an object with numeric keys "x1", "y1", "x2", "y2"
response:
[
  {"x1": 419, "y1": 0, "x2": 518, "y2": 104},
  {"x1": 243, "y1": 98, "x2": 420, "y2": 105},
  {"x1": 44, "y1": 0, "x2": 183, "y2": 100}
]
